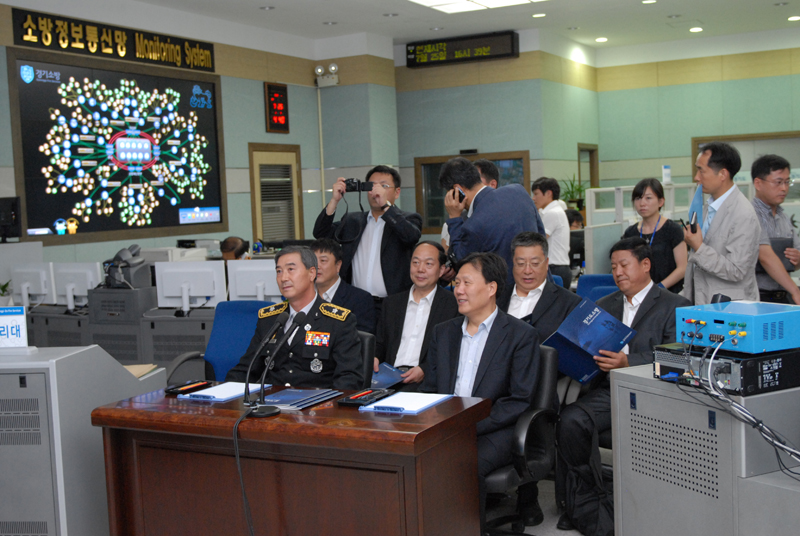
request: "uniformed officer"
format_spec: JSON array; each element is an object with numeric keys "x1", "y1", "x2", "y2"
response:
[{"x1": 226, "y1": 246, "x2": 363, "y2": 390}]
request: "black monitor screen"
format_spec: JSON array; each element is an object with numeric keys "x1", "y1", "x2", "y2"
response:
[
  {"x1": 0, "y1": 196, "x2": 21, "y2": 241},
  {"x1": 14, "y1": 54, "x2": 225, "y2": 241}
]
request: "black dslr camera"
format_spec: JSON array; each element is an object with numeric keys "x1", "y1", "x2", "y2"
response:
[{"x1": 344, "y1": 178, "x2": 373, "y2": 192}]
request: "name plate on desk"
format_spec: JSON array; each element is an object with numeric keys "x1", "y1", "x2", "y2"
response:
[{"x1": 0, "y1": 306, "x2": 27, "y2": 348}]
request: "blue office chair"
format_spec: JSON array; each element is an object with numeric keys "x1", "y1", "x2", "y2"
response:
[
  {"x1": 576, "y1": 274, "x2": 615, "y2": 298},
  {"x1": 166, "y1": 300, "x2": 274, "y2": 382},
  {"x1": 585, "y1": 285, "x2": 618, "y2": 303},
  {"x1": 552, "y1": 275, "x2": 563, "y2": 288}
]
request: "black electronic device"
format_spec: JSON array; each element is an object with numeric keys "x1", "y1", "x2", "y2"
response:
[
  {"x1": 165, "y1": 380, "x2": 213, "y2": 395},
  {"x1": 406, "y1": 30, "x2": 519, "y2": 68},
  {"x1": 690, "y1": 211, "x2": 698, "y2": 233},
  {"x1": 457, "y1": 187, "x2": 466, "y2": 204},
  {"x1": 338, "y1": 388, "x2": 395, "y2": 407},
  {"x1": 344, "y1": 178, "x2": 373, "y2": 193},
  {"x1": 0, "y1": 196, "x2": 21, "y2": 243},
  {"x1": 11, "y1": 49, "x2": 224, "y2": 244},
  {"x1": 653, "y1": 342, "x2": 800, "y2": 396}
]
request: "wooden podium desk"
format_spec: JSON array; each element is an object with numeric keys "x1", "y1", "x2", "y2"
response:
[{"x1": 91, "y1": 389, "x2": 491, "y2": 536}]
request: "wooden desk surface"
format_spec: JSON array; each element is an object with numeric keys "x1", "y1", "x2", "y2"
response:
[{"x1": 91, "y1": 387, "x2": 492, "y2": 456}]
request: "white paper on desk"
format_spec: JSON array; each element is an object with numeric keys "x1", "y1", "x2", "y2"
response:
[
  {"x1": 177, "y1": 382, "x2": 265, "y2": 402},
  {"x1": 359, "y1": 392, "x2": 452, "y2": 414}
]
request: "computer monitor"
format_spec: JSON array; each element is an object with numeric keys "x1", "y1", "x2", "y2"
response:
[
  {"x1": 155, "y1": 261, "x2": 226, "y2": 313},
  {"x1": 53, "y1": 263, "x2": 103, "y2": 311},
  {"x1": 0, "y1": 197, "x2": 21, "y2": 243},
  {"x1": 11, "y1": 262, "x2": 56, "y2": 308},
  {"x1": 227, "y1": 259, "x2": 281, "y2": 302}
]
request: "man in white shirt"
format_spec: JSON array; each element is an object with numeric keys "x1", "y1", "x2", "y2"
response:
[
  {"x1": 555, "y1": 238, "x2": 690, "y2": 531},
  {"x1": 499, "y1": 231, "x2": 582, "y2": 527},
  {"x1": 420, "y1": 252, "x2": 539, "y2": 531},
  {"x1": 310, "y1": 238, "x2": 376, "y2": 334},
  {"x1": 313, "y1": 166, "x2": 423, "y2": 310},
  {"x1": 532, "y1": 177, "x2": 572, "y2": 289},
  {"x1": 375, "y1": 241, "x2": 459, "y2": 390}
]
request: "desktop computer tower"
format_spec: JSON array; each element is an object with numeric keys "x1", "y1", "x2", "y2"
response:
[{"x1": 0, "y1": 346, "x2": 165, "y2": 536}]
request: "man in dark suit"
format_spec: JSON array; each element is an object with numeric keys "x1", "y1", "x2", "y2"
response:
[
  {"x1": 420, "y1": 252, "x2": 539, "y2": 531},
  {"x1": 555, "y1": 237, "x2": 690, "y2": 530},
  {"x1": 313, "y1": 166, "x2": 422, "y2": 303},
  {"x1": 498, "y1": 231, "x2": 581, "y2": 526},
  {"x1": 225, "y1": 246, "x2": 363, "y2": 390},
  {"x1": 439, "y1": 157, "x2": 545, "y2": 283},
  {"x1": 375, "y1": 241, "x2": 459, "y2": 390},
  {"x1": 310, "y1": 238, "x2": 376, "y2": 334}
]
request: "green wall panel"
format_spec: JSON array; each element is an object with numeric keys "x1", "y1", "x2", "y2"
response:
[
  {"x1": 541, "y1": 80, "x2": 599, "y2": 161},
  {"x1": 721, "y1": 76, "x2": 793, "y2": 135},
  {"x1": 367, "y1": 84, "x2": 399, "y2": 166},
  {"x1": 599, "y1": 87, "x2": 660, "y2": 161},
  {"x1": 397, "y1": 80, "x2": 544, "y2": 168},
  {"x1": 656, "y1": 82, "x2": 723, "y2": 158},
  {"x1": 220, "y1": 76, "x2": 320, "y2": 169},
  {"x1": 320, "y1": 84, "x2": 372, "y2": 169}
]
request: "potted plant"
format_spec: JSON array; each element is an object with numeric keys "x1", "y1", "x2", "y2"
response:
[
  {"x1": 561, "y1": 174, "x2": 587, "y2": 210},
  {"x1": 0, "y1": 280, "x2": 11, "y2": 306}
]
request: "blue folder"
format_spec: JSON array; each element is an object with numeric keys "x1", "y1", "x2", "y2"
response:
[{"x1": 543, "y1": 298, "x2": 636, "y2": 384}]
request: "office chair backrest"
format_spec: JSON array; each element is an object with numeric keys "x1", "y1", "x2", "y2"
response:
[
  {"x1": 358, "y1": 331, "x2": 375, "y2": 389},
  {"x1": 533, "y1": 345, "x2": 559, "y2": 411},
  {"x1": 551, "y1": 274, "x2": 563, "y2": 288},
  {"x1": 204, "y1": 300, "x2": 274, "y2": 380},
  {"x1": 585, "y1": 285, "x2": 618, "y2": 303},
  {"x1": 576, "y1": 274, "x2": 615, "y2": 298}
]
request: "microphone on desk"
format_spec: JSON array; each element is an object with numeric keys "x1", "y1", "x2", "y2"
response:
[
  {"x1": 250, "y1": 311, "x2": 307, "y2": 419},
  {"x1": 242, "y1": 311, "x2": 290, "y2": 407}
]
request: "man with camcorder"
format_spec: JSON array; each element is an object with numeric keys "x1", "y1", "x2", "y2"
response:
[{"x1": 313, "y1": 166, "x2": 422, "y2": 319}]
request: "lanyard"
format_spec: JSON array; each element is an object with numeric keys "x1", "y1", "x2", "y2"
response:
[{"x1": 639, "y1": 214, "x2": 661, "y2": 247}]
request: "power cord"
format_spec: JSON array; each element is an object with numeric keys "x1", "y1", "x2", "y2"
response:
[{"x1": 233, "y1": 406, "x2": 256, "y2": 536}]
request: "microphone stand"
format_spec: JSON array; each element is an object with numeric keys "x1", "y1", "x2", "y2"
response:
[
  {"x1": 250, "y1": 312, "x2": 307, "y2": 418},
  {"x1": 242, "y1": 312, "x2": 289, "y2": 406}
]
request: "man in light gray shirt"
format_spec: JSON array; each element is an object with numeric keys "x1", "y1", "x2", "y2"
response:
[{"x1": 751, "y1": 154, "x2": 800, "y2": 304}]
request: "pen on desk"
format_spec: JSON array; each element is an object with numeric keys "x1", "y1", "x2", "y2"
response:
[
  {"x1": 352, "y1": 390, "x2": 373, "y2": 400},
  {"x1": 177, "y1": 381, "x2": 208, "y2": 391}
]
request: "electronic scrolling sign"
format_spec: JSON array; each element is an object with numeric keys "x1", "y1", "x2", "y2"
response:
[{"x1": 406, "y1": 31, "x2": 519, "y2": 68}]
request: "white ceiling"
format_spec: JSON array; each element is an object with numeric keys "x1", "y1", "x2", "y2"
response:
[{"x1": 133, "y1": 0, "x2": 800, "y2": 49}]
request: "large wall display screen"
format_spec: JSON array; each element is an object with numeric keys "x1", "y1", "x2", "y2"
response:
[{"x1": 9, "y1": 49, "x2": 227, "y2": 244}]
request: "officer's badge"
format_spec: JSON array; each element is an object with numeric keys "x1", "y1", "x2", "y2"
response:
[
  {"x1": 259, "y1": 301, "x2": 288, "y2": 318},
  {"x1": 320, "y1": 302, "x2": 351, "y2": 321},
  {"x1": 310, "y1": 358, "x2": 323, "y2": 373}
]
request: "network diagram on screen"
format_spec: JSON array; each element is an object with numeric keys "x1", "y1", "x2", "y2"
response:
[{"x1": 18, "y1": 59, "x2": 223, "y2": 237}]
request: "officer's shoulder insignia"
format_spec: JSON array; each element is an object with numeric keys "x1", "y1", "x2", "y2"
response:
[
  {"x1": 320, "y1": 302, "x2": 351, "y2": 321},
  {"x1": 258, "y1": 301, "x2": 288, "y2": 318}
]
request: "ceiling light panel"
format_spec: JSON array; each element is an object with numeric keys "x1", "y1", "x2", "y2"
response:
[
  {"x1": 433, "y1": 2, "x2": 488, "y2": 13},
  {"x1": 474, "y1": 0, "x2": 530, "y2": 7},
  {"x1": 408, "y1": 0, "x2": 453, "y2": 7}
]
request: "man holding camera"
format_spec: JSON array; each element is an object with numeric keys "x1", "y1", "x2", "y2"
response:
[{"x1": 313, "y1": 166, "x2": 423, "y2": 315}]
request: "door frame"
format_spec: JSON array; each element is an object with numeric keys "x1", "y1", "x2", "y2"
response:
[{"x1": 248, "y1": 143, "x2": 304, "y2": 242}]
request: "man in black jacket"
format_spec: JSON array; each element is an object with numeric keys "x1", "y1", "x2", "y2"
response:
[
  {"x1": 313, "y1": 166, "x2": 422, "y2": 301},
  {"x1": 310, "y1": 238, "x2": 376, "y2": 334},
  {"x1": 225, "y1": 246, "x2": 363, "y2": 390},
  {"x1": 499, "y1": 231, "x2": 581, "y2": 526},
  {"x1": 420, "y1": 252, "x2": 539, "y2": 531},
  {"x1": 375, "y1": 241, "x2": 459, "y2": 390},
  {"x1": 555, "y1": 238, "x2": 690, "y2": 531}
]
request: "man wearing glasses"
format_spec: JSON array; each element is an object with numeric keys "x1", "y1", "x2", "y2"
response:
[
  {"x1": 313, "y1": 166, "x2": 422, "y2": 319},
  {"x1": 751, "y1": 154, "x2": 800, "y2": 304}
]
